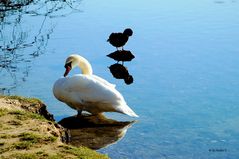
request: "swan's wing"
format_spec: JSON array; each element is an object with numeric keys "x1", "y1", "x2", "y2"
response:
[
  {"x1": 92, "y1": 75, "x2": 116, "y2": 88},
  {"x1": 53, "y1": 74, "x2": 138, "y2": 117},
  {"x1": 63, "y1": 74, "x2": 122, "y2": 103}
]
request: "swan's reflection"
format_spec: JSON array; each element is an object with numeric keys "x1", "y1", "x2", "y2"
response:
[{"x1": 59, "y1": 114, "x2": 135, "y2": 150}]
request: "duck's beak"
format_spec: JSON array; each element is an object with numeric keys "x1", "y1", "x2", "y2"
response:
[{"x1": 64, "y1": 66, "x2": 71, "y2": 77}]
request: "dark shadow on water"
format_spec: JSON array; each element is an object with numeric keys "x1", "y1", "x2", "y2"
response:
[
  {"x1": 108, "y1": 63, "x2": 134, "y2": 85},
  {"x1": 0, "y1": 0, "x2": 82, "y2": 94},
  {"x1": 107, "y1": 50, "x2": 135, "y2": 63},
  {"x1": 59, "y1": 114, "x2": 136, "y2": 150}
]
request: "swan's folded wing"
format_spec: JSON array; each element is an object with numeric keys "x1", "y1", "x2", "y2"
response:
[
  {"x1": 92, "y1": 75, "x2": 116, "y2": 88},
  {"x1": 54, "y1": 74, "x2": 138, "y2": 117},
  {"x1": 63, "y1": 74, "x2": 123, "y2": 103}
]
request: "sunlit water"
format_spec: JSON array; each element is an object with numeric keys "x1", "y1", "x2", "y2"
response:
[{"x1": 1, "y1": 0, "x2": 239, "y2": 158}]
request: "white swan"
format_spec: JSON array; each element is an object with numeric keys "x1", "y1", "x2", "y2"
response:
[{"x1": 53, "y1": 54, "x2": 138, "y2": 117}]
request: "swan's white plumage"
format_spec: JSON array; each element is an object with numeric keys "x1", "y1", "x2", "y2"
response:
[{"x1": 53, "y1": 54, "x2": 138, "y2": 117}]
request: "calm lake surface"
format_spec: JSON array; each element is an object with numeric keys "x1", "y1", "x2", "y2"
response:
[{"x1": 1, "y1": 0, "x2": 239, "y2": 158}]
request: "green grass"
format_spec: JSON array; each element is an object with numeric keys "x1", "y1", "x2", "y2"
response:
[
  {"x1": 48, "y1": 154, "x2": 66, "y2": 159},
  {"x1": 13, "y1": 141, "x2": 33, "y2": 150},
  {"x1": 0, "y1": 132, "x2": 57, "y2": 154},
  {"x1": 4, "y1": 152, "x2": 65, "y2": 159},
  {"x1": 7, "y1": 153, "x2": 38, "y2": 159},
  {"x1": 5, "y1": 152, "x2": 66, "y2": 159},
  {"x1": 8, "y1": 110, "x2": 25, "y2": 115},
  {"x1": 59, "y1": 145, "x2": 109, "y2": 159},
  {"x1": 0, "y1": 146, "x2": 11, "y2": 154},
  {"x1": 1, "y1": 108, "x2": 45, "y2": 122},
  {"x1": 8, "y1": 120, "x2": 22, "y2": 126},
  {"x1": 19, "y1": 132, "x2": 57, "y2": 144},
  {"x1": 0, "y1": 109, "x2": 8, "y2": 117},
  {"x1": 0, "y1": 134, "x2": 8, "y2": 139},
  {"x1": 0, "y1": 95, "x2": 41, "y2": 104},
  {"x1": 1, "y1": 146, "x2": 109, "y2": 159},
  {"x1": 9, "y1": 110, "x2": 46, "y2": 121},
  {"x1": 28, "y1": 113, "x2": 47, "y2": 120},
  {"x1": 0, "y1": 134, "x2": 18, "y2": 139}
]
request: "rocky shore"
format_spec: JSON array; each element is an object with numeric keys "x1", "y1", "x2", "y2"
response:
[{"x1": 0, "y1": 95, "x2": 109, "y2": 159}]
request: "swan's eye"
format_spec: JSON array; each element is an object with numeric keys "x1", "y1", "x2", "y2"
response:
[{"x1": 64, "y1": 62, "x2": 72, "y2": 69}]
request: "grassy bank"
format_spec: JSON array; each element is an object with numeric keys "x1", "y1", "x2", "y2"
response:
[{"x1": 0, "y1": 95, "x2": 109, "y2": 159}]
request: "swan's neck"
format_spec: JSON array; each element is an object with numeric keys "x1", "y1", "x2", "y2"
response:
[{"x1": 76, "y1": 56, "x2": 93, "y2": 75}]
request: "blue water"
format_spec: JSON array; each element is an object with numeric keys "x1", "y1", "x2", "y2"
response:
[{"x1": 1, "y1": 0, "x2": 239, "y2": 158}]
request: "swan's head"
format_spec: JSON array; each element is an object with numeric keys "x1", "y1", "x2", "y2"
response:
[
  {"x1": 64, "y1": 54, "x2": 93, "y2": 77},
  {"x1": 64, "y1": 56, "x2": 75, "y2": 77}
]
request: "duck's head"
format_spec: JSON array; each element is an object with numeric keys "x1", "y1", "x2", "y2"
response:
[
  {"x1": 123, "y1": 28, "x2": 133, "y2": 37},
  {"x1": 64, "y1": 54, "x2": 93, "y2": 77}
]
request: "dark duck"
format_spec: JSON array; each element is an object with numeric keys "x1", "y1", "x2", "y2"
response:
[{"x1": 107, "y1": 28, "x2": 133, "y2": 50}]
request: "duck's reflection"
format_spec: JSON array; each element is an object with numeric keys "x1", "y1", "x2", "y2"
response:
[
  {"x1": 59, "y1": 114, "x2": 135, "y2": 150},
  {"x1": 107, "y1": 50, "x2": 135, "y2": 64},
  {"x1": 109, "y1": 63, "x2": 133, "y2": 85}
]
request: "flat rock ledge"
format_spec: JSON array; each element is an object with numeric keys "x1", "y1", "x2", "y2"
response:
[{"x1": 0, "y1": 95, "x2": 109, "y2": 159}]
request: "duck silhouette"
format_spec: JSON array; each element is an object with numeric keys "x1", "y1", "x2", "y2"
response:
[
  {"x1": 107, "y1": 28, "x2": 133, "y2": 50},
  {"x1": 107, "y1": 50, "x2": 135, "y2": 64},
  {"x1": 109, "y1": 63, "x2": 133, "y2": 85}
]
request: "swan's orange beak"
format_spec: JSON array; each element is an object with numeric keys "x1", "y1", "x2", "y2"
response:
[{"x1": 64, "y1": 66, "x2": 71, "y2": 77}]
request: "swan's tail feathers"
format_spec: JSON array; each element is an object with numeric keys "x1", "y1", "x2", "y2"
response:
[
  {"x1": 127, "y1": 110, "x2": 139, "y2": 118},
  {"x1": 118, "y1": 104, "x2": 139, "y2": 117}
]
